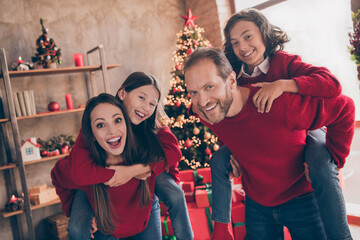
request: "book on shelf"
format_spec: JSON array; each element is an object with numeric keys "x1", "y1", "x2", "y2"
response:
[
  {"x1": 13, "y1": 93, "x2": 22, "y2": 117},
  {"x1": 23, "y1": 91, "x2": 32, "y2": 116},
  {"x1": 17, "y1": 91, "x2": 27, "y2": 116},
  {"x1": 29, "y1": 90, "x2": 36, "y2": 115}
]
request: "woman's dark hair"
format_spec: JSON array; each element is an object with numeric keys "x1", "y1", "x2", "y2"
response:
[
  {"x1": 116, "y1": 72, "x2": 168, "y2": 171},
  {"x1": 81, "y1": 93, "x2": 149, "y2": 235},
  {"x1": 223, "y1": 8, "x2": 290, "y2": 73}
]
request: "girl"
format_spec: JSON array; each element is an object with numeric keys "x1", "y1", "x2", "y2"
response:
[
  {"x1": 210, "y1": 8, "x2": 352, "y2": 240},
  {"x1": 57, "y1": 72, "x2": 193, "y2": 240},
  {"x1": 52, "y1": 93, "x2": 167, "y2": 239}
]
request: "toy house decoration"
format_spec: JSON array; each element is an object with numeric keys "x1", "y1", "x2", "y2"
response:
[{"x1": 21, "y1": 137, "x2": 41, "y2": 162}]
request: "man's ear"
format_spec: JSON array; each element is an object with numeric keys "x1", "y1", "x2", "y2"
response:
[
  {"x1": 227, "y1": 71, "x2": 237, "y2": 89},
  {"x1": 118, "y1": 88, "x2": 126, "y2": 100}
]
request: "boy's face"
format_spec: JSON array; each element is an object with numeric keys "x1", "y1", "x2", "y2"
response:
[
  {"x1": 230, "y1": 20, "x2": 266, "y2": 73},
  {"x1": 185, "y1": 59, "x2": 233, "y2": 124}
]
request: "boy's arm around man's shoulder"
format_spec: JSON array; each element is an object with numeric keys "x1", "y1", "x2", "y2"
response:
[{"x1": 286, "y1": 93, "x2": 355, "y2": 168}]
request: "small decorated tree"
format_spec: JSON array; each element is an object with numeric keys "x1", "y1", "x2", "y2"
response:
[
  {"x1": 32, "y1": 18, "x2": 62, "y2": 68},
  {"x1": 349, "y1": 9, "x2": 360, "y2": 66},
  {"x1": 163, "y1": 9, "x2": 219, "y2": 170}
]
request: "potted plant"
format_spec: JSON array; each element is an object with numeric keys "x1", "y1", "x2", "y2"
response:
[{"x1": 349, "y1": 9, "x2": 360, "y2": 79}]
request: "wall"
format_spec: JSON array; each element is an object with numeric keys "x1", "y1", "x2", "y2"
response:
[{"x1": 0, "y1": 0, "x2": 190, "y2": 239}]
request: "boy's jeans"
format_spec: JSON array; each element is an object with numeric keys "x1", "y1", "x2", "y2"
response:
[{"x1": 210, "y1": 129, "x2": 352, "y2": 240}]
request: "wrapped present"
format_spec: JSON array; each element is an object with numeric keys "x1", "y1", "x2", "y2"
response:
[
  {"x1": 159, "y1": 201, "x2": 168, "y2": 216},
  {"x1": 284, "y1": 227, "x2": 292, "y2": 240},
  {"x1": 180, "y1": 181, "x2": 194, "y2": 193},
  {"x1": 179, "y1": 168, "x2": 211, "y2": 186},
  {"x1": 231, "y1": 202, "x2": 246, "y2": 240},
  {"x1": 187, "y1": 202, "x2": 213, "y2": 240},
  {"x1": 161, "y1": 215, "x2": 174, "y2": 237},
  {"x1": 185, "y1": 191, "x2": 195, "y2": 203},
  {"x1": 195, "y1": 183, "x2": 212, "y2": 208}
]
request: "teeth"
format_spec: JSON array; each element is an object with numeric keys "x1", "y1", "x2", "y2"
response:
[
  {"x1": 205, "y1": 103, "x2": 217, "y2": 111},
  {"x1": 107, "y1": 137, "x2": 120, "y2": 143},
  {"x1": 243, "y1": 50, "x2": 254, "y2": 57},
  {"x1": 135, "y1": 110, "x2": 145, "y2": 118}
]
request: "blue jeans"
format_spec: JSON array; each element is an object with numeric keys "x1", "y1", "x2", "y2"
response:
[
  {"x1": 155, "y1": 172, "x2": 194, "y2": 240},
  {"x1": 68, "y1": 190, "x2": 161, "y2": 240},
  {"x1": 210, "y1": 129, "x2": 352, "y2": 240},
  {"x1": 245, "y1": 192, "x2": 326, "y2": 240}
]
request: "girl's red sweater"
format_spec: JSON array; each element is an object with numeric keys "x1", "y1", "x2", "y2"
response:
[{"x1": 51, "y1": 126, "x2": 181, "y2": 238}]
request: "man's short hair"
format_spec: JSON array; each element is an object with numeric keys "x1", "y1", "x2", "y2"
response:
[{"x1": 183, "y1": 47, "x2": 233, "y2": 80}]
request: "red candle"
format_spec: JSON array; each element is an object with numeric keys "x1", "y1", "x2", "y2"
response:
[
  {"x1": 10, "y1": 195, "x2": 17, "y2": 203},
  {"x1": 73, "y1": 53, "x2": 84, "y2": 67},
  {"x1": 65, "y1": 94, "x2": 73, "y2": 110},
  {"x1": 18, "y1": 57, "x2": 23, "y2": 64}
]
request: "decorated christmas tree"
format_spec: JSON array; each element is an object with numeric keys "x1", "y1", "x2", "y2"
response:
[
  {"x1": 164, "y1": 9, "x2": 219, "y2": 170},
  {"x1": 32, "y1": 18, "x2": 62, "y2": 68}
]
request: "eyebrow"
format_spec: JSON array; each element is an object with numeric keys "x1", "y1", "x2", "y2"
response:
[
  {"x1": 94, "y1": 113, "x2": 122, "y2": 122},
  {"x1": 230, "y1": 29, "x2": 251, "y2": 41}
]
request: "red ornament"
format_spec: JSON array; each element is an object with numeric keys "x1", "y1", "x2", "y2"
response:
[
  {"x1": 187, "y1": 93, "x2": 191, "y2": 98},
  {"x1": 61, "y1": 145, "x2": 69, "y2": 154},
  {"x1": 192, "y1": 39, "x2": 198, "y2": 46},
  {"x1": 176, "y1": 64, "x2": 182, "y2": 71},
  {"x1": 172, "y1": 88, "x2": 177, "y2": 94},
  {"x1": 48, "y1": 101, "x2": 60, "y2": 111},
  {"x1": 205, "y1": 148, "x2": 212, "y2": 155},
  {"x1": 175, "y1": 101, "x2": 181, "y2": 108},
  {"x1": 182, "y1": 9, "x2": 198, "y2": 28},
  {"x1": 40, "y1": 150, "x2": 48, "y2": 157},
  {"x1": 177, "y1": 87, "x2": 182, "y2": 93},
  {"x1": 186, "y1": 48, "x2": 193, "y2": 56},
  {"x1": 184, "y1": 139, "x2": 192, "y2": 148}
]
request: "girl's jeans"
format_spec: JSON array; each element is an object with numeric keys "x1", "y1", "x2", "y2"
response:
[
  {"x1": 155, "y1": 172, "x2": 194, "y2": 240},
  {"x1": 210, "y1": 128, "x2": 352, "y2": 240},
  {"x1": 68, "y1": 190, "x2": 161, "y2": 240}
]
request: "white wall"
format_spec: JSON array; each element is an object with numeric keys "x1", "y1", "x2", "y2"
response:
[{"x1": 235, "y1": 0, "x2": 360, "y2": 120}]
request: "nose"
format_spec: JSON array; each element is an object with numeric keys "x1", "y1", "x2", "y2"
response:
[{"x1": 198, "y1": 93, "x2": 210, "y2": 108}]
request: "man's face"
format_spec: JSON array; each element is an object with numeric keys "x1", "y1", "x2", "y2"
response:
[{"x1": 185, "y1": 59, "x2": 233, "y2": 124}]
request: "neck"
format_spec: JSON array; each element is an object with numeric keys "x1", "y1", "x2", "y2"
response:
[
  {"x1": 226, "y1": 86, "x2": 249, "y2": 118},
  {"x1": 106, "y1": 154, "x2": 124, "y2": 166}
]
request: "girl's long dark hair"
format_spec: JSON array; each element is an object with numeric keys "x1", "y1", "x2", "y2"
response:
[
  {"x1": 116, "y1": 72, "x2": 168, "y2": 172},
  {"x1": 223, "y1": 8, "x2": 290, "y2": 73},
  {"x1": 81, "y1": 93, "x2": 137, "y2": 235}
]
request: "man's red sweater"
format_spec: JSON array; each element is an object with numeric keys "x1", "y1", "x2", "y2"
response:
[
  {"x1": 51, "y1": 126, "x2": 181, "y2": 238},
  {"x1": 198, "y1": 86, "x2": 354, "y2": 207}
]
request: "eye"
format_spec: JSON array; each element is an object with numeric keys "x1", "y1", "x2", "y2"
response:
[
  {"x1": 150, "y1": 102, "x2": 156, "y2": 107},
  {"x1": 206, "y1": 85, "x2": 213, "y2": 90},
  {"x1": 189, "y1": 91, "x2": 197, "y2": 96},
  {"x1": 115, "y1": 117, "x2": 123, "y2": 123},
  {"x1": 96, "y1": 123, "x2": 104, "y2": 128},
  {"x1": 231, "y1": 41, "x2": 238, "y2": 47},
  {"x1": 245, "y1": 34, "x2": 252, "y2": 40},
  {"x1": 139, "y1": 96, "x2": 145, "y2": 101}
]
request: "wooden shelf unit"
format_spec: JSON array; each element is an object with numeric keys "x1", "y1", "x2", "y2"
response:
[{"x1": 0, "y1": 45, "x2": 119, "y2": 240}]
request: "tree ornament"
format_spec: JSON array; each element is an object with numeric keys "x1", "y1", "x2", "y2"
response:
[
  {"x1": 193, "y1": 127, "x2": 200, "y2": 135},
  {"x1": 172, "y1": 88, "x2": 177, "y2": 94},
  {"x1": 182, "y1": 9, "x2": 198, "y2": 28},
  {"x1": 192, "y1": 39, "x2": 199, "y2": 46},
  {"x1": 175, "y1": 101, "x2": 181, "y2": 108},
  {"x1": 176, "y1": 64, "x2": 182, "y2": 71},
  {"x1": 184, "y1": 139, "x2": 193, "y2": 148},
  {"x1": 204, "y1": 131, "x2": 211, "y2": 140},
  {"x1": 205, "y1": 148, "x2": 212, "y2": 155},
  {"x1": 186, "y1": 48, "x2": 193, "y2": 56},
  {"x1": 213, "y1": 144, "x2": 220, "y2": 151}
]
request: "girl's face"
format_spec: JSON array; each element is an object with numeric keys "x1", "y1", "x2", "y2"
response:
[
  {"x1": 230, "y1": 20, "x2": 266, "y2": 73},
  {"x1": 91, "y1": 103, "x2": 127, "y2": 159},
  {"x1": 119, "y1": 85, "x2": 159, "y2": 125}
]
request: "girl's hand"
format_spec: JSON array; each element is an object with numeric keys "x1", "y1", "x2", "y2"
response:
[
  {"x1": 252, "y1": 81, "x2": 284, "y2": 113},
  {"x1": 104, "y1": 165, "x2": 133, "y2": 187},
  {"x1": 304, "y1": 163, "x2": 311, "y2": 183},
  {"x1": 134, "y1": 171, "x2": 152, "y2": 180},
  {"x1": 90, "y1": 217, "x2": 98, "y2": 239},
  {"x1": 229, "y1": 155, "x2": 242, "y2": 179}
]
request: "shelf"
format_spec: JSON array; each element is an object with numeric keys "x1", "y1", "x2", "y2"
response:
[
  {"x1": 17, "y1": 108, "x2": 84, "y2": 121},
  {"x1": 0, "y1": 153, "x2": 68, "y2": 171},
  {"x1": 0, "y1": 118, "x2": 9, "y2": 123},
  {"x1": 3, "y1": 64, "x2": 121, "y2": 78},
  {"x1": 1, "y1": 198, "x2": 61, "y2": 218}
]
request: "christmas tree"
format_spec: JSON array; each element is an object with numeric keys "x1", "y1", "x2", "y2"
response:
[
  {"x1": 163, "y1": 9, "x2": 219, "y2": 170},
  {"x1": 32, "y1": 18, "x2": 62, "y2": 68}
]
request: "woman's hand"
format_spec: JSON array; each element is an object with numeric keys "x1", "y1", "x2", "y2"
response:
[
  {"x1": 229, "y1": 155, "x2": 242, "y2": 179},
  {"x1": 90, "y1": 217, "x2": 98, "y2": 239},
  {"x1": 104, "y1": 165, "x2": 133, "y2": 187}
]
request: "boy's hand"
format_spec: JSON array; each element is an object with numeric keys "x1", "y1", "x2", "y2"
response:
[
  {"x1": 229, "y1": 155, "x2": 242, "y2": 179},
  {"x1": 252, "y1": 81, "x2": 284, "y2": 113}
]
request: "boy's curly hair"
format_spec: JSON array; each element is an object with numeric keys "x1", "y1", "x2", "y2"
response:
[{"x1": 223, "y1": 8, "x2": 290, "y2": 72}]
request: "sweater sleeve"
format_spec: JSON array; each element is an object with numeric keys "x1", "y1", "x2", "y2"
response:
[
  {"x1": 149, "y1": 126, "x2": 182, "y2": 176},
  {"x1": 287, "y1": 94, "x2": 355, "y2": 168},
  {"x1": 68, "y1": 130, "x2": 114, "y2": 186},
  {"x1": 285, "y1": 53, "x2": 342, "y2": 97}
]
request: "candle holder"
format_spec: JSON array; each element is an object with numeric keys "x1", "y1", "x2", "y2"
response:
[
  {"x1": 73, "y1": 53, "x2": 84, "y2": 67},
  {"x1": 5, "y1": 195, "x2": 25, "y2": 212}
]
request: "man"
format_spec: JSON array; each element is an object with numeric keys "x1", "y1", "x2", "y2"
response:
[{"x1": 184, "y1": 47, "x2": 355, "y2": 240}]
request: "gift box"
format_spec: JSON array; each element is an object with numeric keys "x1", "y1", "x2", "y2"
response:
[
  {"x1": 180, "y1": 181, "x2": 195, "y2": 193},
  {"x1": 159, "y1": 201, "x2": 168, "y2": 216},
  {"x1": 185, "y1": 191, "x2": 195, "y2": 203},
  {"x1": 179, "y1": 168, "x2": 211, "y2": 185},
  {"x1": 161, "y1": 215, "x2": 174, "y2": 237},
  {"x1": 187, "y1": 202, "x2": 213, "y2": 240},
  {"x1": 231, "y1": 202, "x2": 246, "y2": 240},
  {"x1": 195, "y1": 183, "x2": 212, "y2": 208}
]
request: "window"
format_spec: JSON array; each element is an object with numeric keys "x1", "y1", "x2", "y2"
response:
[{"x1": 25, "y1": 147, "x2": 34, "y2": 155}]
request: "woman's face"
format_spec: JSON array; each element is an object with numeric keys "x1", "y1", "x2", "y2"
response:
[
  {"x1": 119, "y1": 85, "x2": 159, "y2": 125},
  {"x1": 90, "y1": 103, "x2": 127, "y2": 158}
]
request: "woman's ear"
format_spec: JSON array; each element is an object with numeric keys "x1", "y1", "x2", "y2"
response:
[{"x1": 118, "y1": 88, "x2": 126, "y2": 100}]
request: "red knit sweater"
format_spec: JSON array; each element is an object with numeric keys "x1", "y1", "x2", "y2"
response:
[
  {"x1": 237, "y1": 51, "x2": 342, "y2": 97},
  {"x1": 198, "y1": 86, "x2": 354, "y2": 207},
  {"x1": 51, "y1": 126, "x2": 181, "y2": 237}
]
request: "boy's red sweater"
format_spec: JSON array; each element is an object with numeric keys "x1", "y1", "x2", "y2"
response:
[
  {"x1": 51, "y1": 126, "x2": 181, "y2": 238},
  {"x1": 197, "y1": 86, "x2": 354, "y2": 207}
]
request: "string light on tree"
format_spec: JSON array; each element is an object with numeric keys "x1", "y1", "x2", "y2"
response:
[{"x1": 164, "y1": 9, "x2": 218, "y2": 170}]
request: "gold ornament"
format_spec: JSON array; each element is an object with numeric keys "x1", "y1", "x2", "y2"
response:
[
  {"x1": 213, "y1": 144, "x2": 219, "y2": 151},
  {"x1": 193, "y1": 127, "x2": 200, "y2": 135},
  {"x1": 204, "y1": 131, "x2": 211, "y2": 139}
]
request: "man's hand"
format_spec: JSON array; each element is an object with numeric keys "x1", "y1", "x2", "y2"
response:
[{"x1": 229, "y1": 155, "x2": 242, "y2": 179}]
